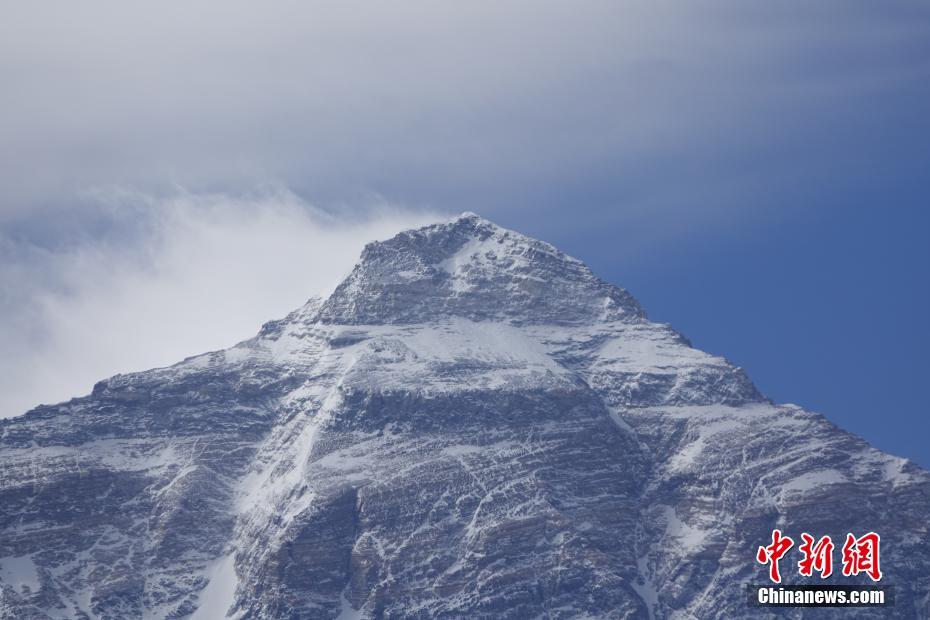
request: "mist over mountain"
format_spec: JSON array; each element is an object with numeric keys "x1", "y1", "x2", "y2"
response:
[{"x1": 1, "y1": 214, "x2": 927, "y2": 619}]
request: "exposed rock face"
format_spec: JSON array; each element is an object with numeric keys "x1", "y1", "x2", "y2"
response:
[{"x1": 1, "y1": 213, "x2": 927, "y2": 619}]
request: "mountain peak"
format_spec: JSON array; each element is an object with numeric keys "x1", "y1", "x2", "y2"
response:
[
  {"x1": 451, "y1": 210, "x2": 483, "y2": 223},
  {"x1": 428, "y1": 209, "x2": 505, "y2": 240},
  {"x1": 4, "y1": 213, "x2": 929, "y2": 620},
  {"x1": 315, "y1": 213, "x2": 644, "y2": 325}
]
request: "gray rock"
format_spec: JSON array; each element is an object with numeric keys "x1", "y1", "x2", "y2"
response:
[{"x1": 1, "y1": 213, "x2": 927, "y2": 619}]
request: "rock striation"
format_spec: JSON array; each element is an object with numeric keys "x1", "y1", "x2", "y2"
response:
[{"x1": 1, "y1": 213, "x2": 928, "y2": 619}]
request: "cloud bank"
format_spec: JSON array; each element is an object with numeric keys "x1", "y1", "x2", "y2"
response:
[
  {"x1": 0, "y1": 193, "x2": 439, "y2": 417},
  {"x1": 1, "y1": 1, "x2": 928, "y2": 418},
  {"x1": 3, "y1": 0, "x2": 926, "y2": 232}
]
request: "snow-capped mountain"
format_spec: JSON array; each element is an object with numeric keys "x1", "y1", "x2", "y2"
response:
[{"x1": 1, "y1": 213, "x2": 928, "y2": 619}]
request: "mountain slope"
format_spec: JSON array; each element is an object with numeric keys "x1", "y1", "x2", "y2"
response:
[{"x1": 1, "y1": 213, "x2": 928, "y2": 619}]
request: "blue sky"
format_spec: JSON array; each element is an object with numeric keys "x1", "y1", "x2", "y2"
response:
[
  {"x1": 1, "y1": 2, "x2": 928, "y2": 466},
  {"x1": 533, "y1": 199, "x2": 930, "y2": 470}
]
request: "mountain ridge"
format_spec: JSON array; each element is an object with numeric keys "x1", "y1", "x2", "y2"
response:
[{"x1": 1, "y1": 213, "x2": 927, "y2": 619}]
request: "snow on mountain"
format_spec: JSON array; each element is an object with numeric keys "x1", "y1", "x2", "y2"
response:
[{"x1": 1, "y1": 213, "x2": 928, "y2": 619}]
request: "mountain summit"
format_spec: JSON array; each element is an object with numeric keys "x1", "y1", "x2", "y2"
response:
[
  {"x1": 316, "y1": 213, "x2": 642, "y2": 326},
  {"x1": 1, "y1": 214, "x2": 928, "y2": 619}
]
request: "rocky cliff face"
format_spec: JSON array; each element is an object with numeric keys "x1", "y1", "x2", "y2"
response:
[{"x1": 1, "y1": 213, "x2": 928, "y2": 619}]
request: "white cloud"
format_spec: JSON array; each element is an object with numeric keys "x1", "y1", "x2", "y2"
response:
[
  {"x1": 0, "y1": 191, "x2": 441, "y2": 417},
  {"x1": 0, "y1": 0, "x2": 926, "y2": 417},
  {"x1": 2, "y1": 0, "x2": 922, "y2": 223}
]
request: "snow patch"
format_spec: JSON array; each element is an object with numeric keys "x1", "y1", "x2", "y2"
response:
[
  {"x1": 662, "y1": 506, "x2": 708, "y2": 552},
  {"x1": 190, "y1": 553, "x2": 238, "y2": 620},
  {"x1": 0, "y1": 554, "x2": 40, "y2": 594},
  {"x1": 881, "y1": 456, "x2": 914, "y2": 487},
  {"x1": 781, "y1": 469, "x2": 847, "y2": 493},
  {"x1": 630, "y1": 554, "x2": 657, "y2": 620},
  {"x1": 336, "y1": 591, "x2": 363, "y2": 620},
  {"x1": 607, "y1": 408, "x2": 635, "y2": 434}
]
